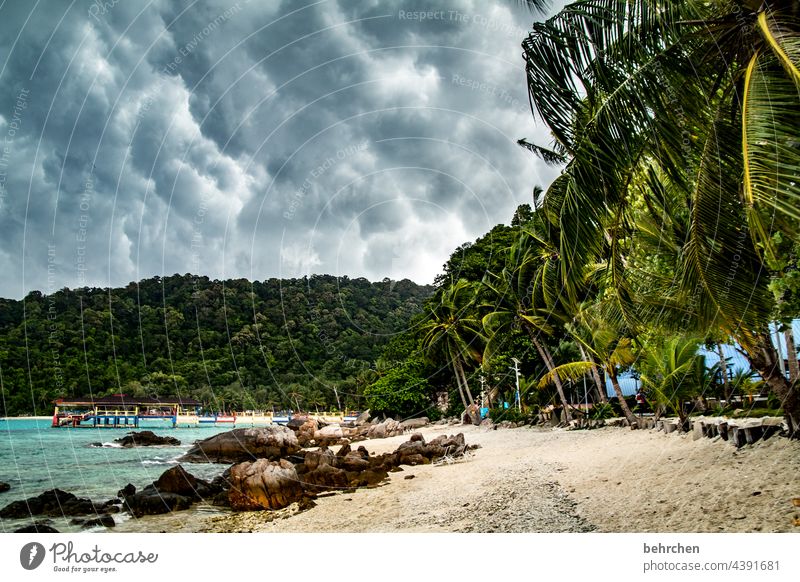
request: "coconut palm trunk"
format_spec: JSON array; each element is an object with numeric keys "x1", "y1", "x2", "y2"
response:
[
  {"x1": 578, "y1": 343, "x2": 607, "y2": 403},
  {"x1": 784, "y1": 328, "x2": 799, "y2": 384},
  {"x1": 454, "y1": 358, "x2": 475, "y2": 406},
  {"x1": 608, "y1": 368, "x2": 637, "y2": 427},
  {"x1": 717, "y1": 342, "x2": 732, "y2": 405},
  {"x1": 529, "y1": 333, "x2": 572, "y2": 422},
  {"x1": 451, "y1": 359, "x2": 468, "y2": 410},
  {"x1": 743, "y1": 331, "x2": 799, "y2": 437}
]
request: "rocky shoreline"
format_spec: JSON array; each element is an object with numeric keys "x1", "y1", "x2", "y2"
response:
[
  {"x1": 5, "y1": 416, "x2": 799, "y2": 533},
  {"x1": 0, "y1": 413, "x2": 476, "y2": 532}
]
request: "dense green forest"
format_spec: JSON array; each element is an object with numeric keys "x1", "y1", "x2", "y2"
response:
[{"x1": 0, "y1": 275, "x2": 433, "y2": 416}]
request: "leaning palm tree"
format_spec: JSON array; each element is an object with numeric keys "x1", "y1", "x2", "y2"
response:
[
  {"x1": 520, "y1": 0, "x2": 800, "y2": 434},
  {"x1": 482, "y1": 231, "x2": 575, "y2": 420},
  {"x1": 421, "y1": 279, "x2": 484, "y2": 411},
  {"x1": 538, "y1": 317, "x2": 639, "y2": 426}
]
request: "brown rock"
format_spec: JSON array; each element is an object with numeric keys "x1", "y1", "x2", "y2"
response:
[
  {"x1": 340, "y1": 452, "x2": 370, "y2": 472},
  {"x1": 400, "y1": 417, "x2": 429, "y2": 430},
  {"x1": 303, "y1": 447, "x2": 335, "y2": 470},
  {"x1": 301, "y1": 464, "x2": 350, "y2": 493},
  {"x1": 228, "y1": 459, "x2": 303, "y2": 511},
  {"x1": 178, "y1": 427, "x2": 300, "y2": 463},
  {"x1": 153, "y1": 465, "x2": 199, "y2": 497}
]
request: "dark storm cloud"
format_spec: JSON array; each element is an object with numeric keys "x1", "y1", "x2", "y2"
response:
[{"x1": 0, "y1": 0, "x2": 561, "y2": 299}]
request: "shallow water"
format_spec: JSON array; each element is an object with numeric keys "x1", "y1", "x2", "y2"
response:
[{"x1": 0, "y1": 418, "x2": 231, "y2": 532}]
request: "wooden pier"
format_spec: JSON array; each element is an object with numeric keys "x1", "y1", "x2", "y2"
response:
[{"x1": 52, "y1": 395, "x2": 201, "y2": 429}]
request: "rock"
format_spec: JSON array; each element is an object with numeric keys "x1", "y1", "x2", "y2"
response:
[
  {"x1": 366, "y1": 418, "x2": 404, "y2": 439},
  {"x1": 480, "y1": 418, "x2": 494, "y2": 428},
  {"x1": 14, "y1": 522, "x2": 59, "y2": 533},
  {"x1": 404, "y1": 474, "x2": 415, "y2": 480},
  {"x1": 114, "y1": 430, "x2": 180, "y2": 447},
  {"x1": 352, "y1": 468, "x2": 388, "y2": 488},
  {"x1": 400, "y1": 417, "x2": 429, "y2": 430},
  {"x1": 123, "y1": 488, "x2": 195, "y2": 517},
  {"x1": 300, "y1": 463, "x2": 352, "y2": 493},
  {"x1": 117, "y1": 484, "x2": 136, "y2": 498},
  {"x1": 340, "y1": 451, "x2": 370, "y2": 472},
  {"x1": 0, "y1": 481, "x2": 9, "y2": 493},
  {"x1": 291, "y1": 418, "x2": 319, "y2": 447},
  {"x1": 354, "y1": 410, "x2": 371, "y2": 426},
  {"x1": 179, "y1": 426, "x2": 300, "y2": 463},
  {"x1": 0, "y1": 489, "x2": 105, "y2": 519},
  {"x1": 409, "y1": 432, "x2": 425, "y2": 442},
  {"x1": 228, "y1": 458, "x2": 304, "y2": 511},
  {"x1": 400, "y1": 454, "x2": 429, "y2": 466},
  {"x1": 396, "y1": 439, "x2": 426, "y2": 460},
  {"x1": 152, "y1": 465, "x2": 213, "y2": 499},
  {"x1": 72, "y1": 514, "x2": 116, "y2": 528},
  {"x1": 314, "y1": 424, "x2": 344, "y2": 441}
]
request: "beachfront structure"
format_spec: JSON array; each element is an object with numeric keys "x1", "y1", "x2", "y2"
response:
[
  {"x1": 52, "y1": 394, "x2": 360, "y2": 428},
  {"x1": 52, "y1": 395, "x2": 201, "y2": 429}
]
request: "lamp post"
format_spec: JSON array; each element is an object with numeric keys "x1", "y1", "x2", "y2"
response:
[{"x1": 510, "y1": 358, "x2": 521, "y2": 412}]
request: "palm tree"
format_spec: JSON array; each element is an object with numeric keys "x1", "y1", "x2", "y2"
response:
[
  {"x1": 519, "y1": 0, "x2": 800, "y2": 434},
  {"x1": 482, "y1": 232, "x2": 574, "y2": 421},
  {"x1": 538, "y1": 318, "x2": 639, "y2": 426},
  {"x1": 638, "y1": 335, "x2": 710, "y2": 428},
  {"x1": 421, "y1": 279, "x2": 484, "y2": 411}
]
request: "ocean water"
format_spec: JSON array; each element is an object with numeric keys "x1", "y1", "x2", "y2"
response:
[{"x1": 0, "y1": 418, "x2": 232, "y2": 532}]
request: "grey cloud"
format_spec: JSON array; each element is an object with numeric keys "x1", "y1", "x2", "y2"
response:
[{"x1": 0, "y1": 0, "x2": 562, "y2": 298}]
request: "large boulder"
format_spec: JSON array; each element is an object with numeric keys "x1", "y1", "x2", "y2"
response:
[
  {"x1": 179, "y1": 426, "x2": 300, "y2": 463},
  {"x1": 399, "y1": 417, "x2": 429, "y2": 430},
  {"x1": 228, "y1": 459, "x2": 304, "y2": 511},
  {"x1": 152, "y1": 465, "x2": 213, "y2": 499},
  {"x1": 114, "y1": 431, "x2": 180, "y2": 447},
  {"x1": 119, "y1": 466, "x2": 219, "y2": 516},
  {"x1": 299, "y1": 463, "x2": 352, "y2": 494},
  {"x1": 354, "y1": 410, "x2": 371, "y2": 426},
  {"x1": 298, "y1": 419, "x2": 320, "y2": 446},
  {"x1": 0, "y1": 489, "x2": 103, "y2": 519},
  {"x1": 314, "y1": 424, "x2": 344, "y2": 444},
  {"x1": 366, "y1": 418, "x2": 404, "y2": 439},
  {"x1": 121, "y1": 488, "x2": 194, "y2": 517}
]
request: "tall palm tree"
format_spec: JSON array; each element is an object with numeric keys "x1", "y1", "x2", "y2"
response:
[
  {"x1": 421, "y1": 279, "x2": 484, "y2": 411},
  {"x1": 520, "y1": 0, "x2": 800, "y2": 434},
  {"x1": 482, "y1": 231, "x2": 575, "y2": 421},
  {"x1": 538, "y1": 317, "x2": 639, "y2": 426}
]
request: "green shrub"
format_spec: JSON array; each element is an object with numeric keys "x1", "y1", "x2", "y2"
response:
[{"x1": 589, "y1": 402, "x2": 616, "y2": 420}]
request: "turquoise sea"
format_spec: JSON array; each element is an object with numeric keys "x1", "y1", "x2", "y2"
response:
[{"x1": 0, "y1": 418, "x2": 231, "y2": 532}]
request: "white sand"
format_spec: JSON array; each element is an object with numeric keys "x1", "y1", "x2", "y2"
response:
[{"x1": 121, "y1": 424, "x2": 800, "y2": 533}]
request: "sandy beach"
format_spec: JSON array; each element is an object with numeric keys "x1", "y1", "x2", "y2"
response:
[{"x1": 127, "y1": 423, "x2": 800, "y2": 534}]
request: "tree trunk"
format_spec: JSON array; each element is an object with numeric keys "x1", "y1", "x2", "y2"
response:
[
  {"x1": 529, "y1": 333, "x2": 572, "y2": 422},
  {"x1": 451, "y1": 360, "x2": 468, "y2": 410},
  {"x1": 579, "y1": 344, "x2": 607, "y2": 403},
  {"x1": 608, "y1": 369, "x2": 637, "y2": 427},
  {"x1": 784, "y1": 328, "x2": 799, "y2": 384},
  {"x1": 717, "y1": 342, "x2": 731, "y2": 405},
  {"x1": 741, "y1": 329, "x2": 798, "y2": 438},
  {"x1": 454, "y1": 358, "x2": 474, "y2": 406}
]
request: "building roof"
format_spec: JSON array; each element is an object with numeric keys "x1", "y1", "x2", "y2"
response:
[{"x1": 53, "y1": 394, "x2": 201, "y2": 406}]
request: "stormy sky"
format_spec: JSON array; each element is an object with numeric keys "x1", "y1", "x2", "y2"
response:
[{"x1": 0, "y1": 0, "x2": 561, "y2": 299}]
